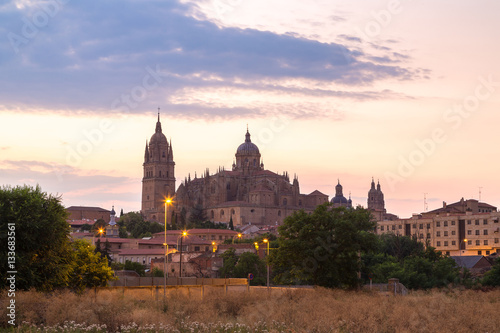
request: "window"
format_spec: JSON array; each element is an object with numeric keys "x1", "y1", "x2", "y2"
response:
[
  {"x1": 299, "y1": 200, "x2": 302, "y2": 206},
  {"x1": 436, "y1": 221, "x2": 440, "y2": 227},
  {"x1": 436, "y1": 231, "x2": 441, "y2": 237},
  {"x1": 478, "y1": 251, "x2": 482, "y2": 255},
  {"x1": 495, "y1": 238, "x2": 499, "y2": 244},
  {"x1": 486, "y1": 250, "x2": 490, "y2": 255},
  {"x1": 437, "y1": 241, "x2": 441, "y2": 246},
  {"x1": 444, "y1": 231, "x2": 448, "y2": 237},
  {"x1": 220, "y1": 210, "x2": 224, "y2": 216},
  {"x1": 419, "y1": 224, "x2": 423, "y2": 229},
  {"x1": 484, "y1": 240, "x2": 488, "y2": 245},
  {"x1": 278, "y1": 210, "x2": 281, "y2": 217},
  {"x1": 452, "y1": 231, "x2": 456, "y2": 236},
  {"x1": 211, "y1": 210, "x2": 214, "y2": 219},
  {"x1": 392, "y1": 225, "x2": 396, "y2": 230},
  {"x1": 283, "y1": 198, "x2": 288, "y2": 206},
  {"x1": 475, "y1": 230, "x2": 480, "y2": 236},
  {"x1": 412, "y1": 224, "x2": 416, "y2": 229},
  {"x1": 467, "y1": 230, "x2": 472, "y2": 235},
  {"x1": 381, "y1": 226, "x2": 384, "y2": 231},
  {"x1": 419, "y1": 234, "x2": 424, "y2": 239},
  {"x1": 427, "y1": 224, "x2": 430, "y2": 229},
  {"x1": 194, "y1": 246, "x2": 200, "y2": 251},
  {"x1": 452, "y1": 241, "x2": 456, "y2": 246},
  {"x1": 446, "y1": 251, "x2": 450, "y2": 256},
  {"x1": 399, "y1": 225, "x2": 402, "y2": 229},
  {"x1": 444, "y1": 221, "x2": 448, "y2": 227},
  {"x1": 444, "y1": 241, "x2": 448, "y2": 246},
  {"x1": 451, "y1": 220, "x2": 456, "y2": 226},
  {"x1": 211, "y1": 235, "x2": 215, "y2": 240},
  {"x1": 475, "y1": 220, "x2": 480, "y2": 225},
  {"x1": 467, "y1": 240, "x2": 472, "y2": 245},
  {"x1": 427, "y1": 233, "x2": 431, "y2": 239},
  {"x1": 467, "y1": 220, "x2": 471, "y2": 225},
  {"x1": 484, "y1": 219, "x2": 488, "y2": 225},
  {"x1": 484, "y1": 230, "x2": 488, "y2": 235},
  {"x1": 476, "y1": 240, "x2": 480, "y2": 246}
]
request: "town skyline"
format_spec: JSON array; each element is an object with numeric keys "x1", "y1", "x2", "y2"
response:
[{"x1": 1, "y1": 0, "x2": 499, "y2": 218}]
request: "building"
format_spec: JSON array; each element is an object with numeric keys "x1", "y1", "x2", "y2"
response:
[
  {"x1": 330, "y1": 180, "x2": 352, "y2": 208},
  {"x1": 174, "y1": 128, "x2": 329, "y2": 227},
  {"x1": 141, "y1": 113, "x2": 176, "y2": 222},
  {"x1": 105, "y1": 206, "x2": 120, "y2": 238},
  {"x1": 376, "y1": 198, "x2": 500, "y2": 256},
  {"x1": 367, "y1": 178, "x2": 398, "y2": 221},
  {"x1": 66, "y1": 206, "x2": 111, "y2": 223}
]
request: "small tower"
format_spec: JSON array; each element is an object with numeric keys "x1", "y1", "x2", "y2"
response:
[
  {"x1": 106, "y1": 206, "x2": 119, "y2": 238},
  {"x1": 141, "y1": 112, "x2": 176, "y2": 222}
]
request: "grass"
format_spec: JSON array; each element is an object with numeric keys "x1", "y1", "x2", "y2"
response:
[{"x1": 1, "y1": 287, "x2": 499, "y2": 332}]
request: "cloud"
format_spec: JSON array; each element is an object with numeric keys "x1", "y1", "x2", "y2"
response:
[
  {"x1": 0, "y1": 0, "x2": 423, "y2": 119},
  {"x1": 0, "y1": 159, "x2": 140, "y2": 210}
]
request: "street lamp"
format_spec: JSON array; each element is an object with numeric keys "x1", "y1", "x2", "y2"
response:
[
  {"x1": 232, "y1": 233, "x2": 242, "y2": 244},
  {"x1": 178, "y1": 231, "x2": 188, "y2": 278},
  {"x1": 460, "y1": 238, "x2": 467, "y2": 257},
  {"x1": 164, "y1": 198, "x2": 172, "y2": 303},
  {"x1": 263, "y1": 238, "x2": 270, "y2": 290}
]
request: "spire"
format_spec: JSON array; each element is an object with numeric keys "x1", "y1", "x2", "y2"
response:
[
  {"x1": 169, "y1": 138, "x2": 174, "y2": 159},
  {"x1": 371, "y1": 177, "x2": 375, "y2": 190},
  {"x1": 155, "y1": 110, "x2": 162, "y2": 133},
  {"x1": 377, "y1": 179, "x2": 381, "y2": 191},
  {"x1": 337, "y1": 178, "x2": 340, "y2": 185},
  {"x1": 245, "y1": 127, "x2": 251, "y2": 143},
  {"x1": 144, "y1": 140, "x2": 149, "y2": 162}
]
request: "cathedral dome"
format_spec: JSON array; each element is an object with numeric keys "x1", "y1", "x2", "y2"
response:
[
  {"x1": 236, "y1": 129, "x2": 260, "y2": 155},
  {"x1": 149, "y1": 114, "x2": 168, "y2": 145},
  {"x1": 331, "y1": 195, "x2": 348, "y2": 204}
]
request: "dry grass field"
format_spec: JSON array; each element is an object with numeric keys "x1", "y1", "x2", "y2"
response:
[{"x1": 1, "y1": 287, "x2": 499, "y2": 332}]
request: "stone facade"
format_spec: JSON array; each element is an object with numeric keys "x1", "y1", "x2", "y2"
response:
[
  {"x1": 141, "y1": 113, "x2": 176, "y2": 222},
  {"x1": 174, "y1": 129, "x2": 329, "y2": 227}
]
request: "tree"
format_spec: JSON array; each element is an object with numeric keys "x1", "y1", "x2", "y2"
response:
[
  {"x1": 124, "y1": 260, "x2": 146, "y2": 276},
  {"x1": 219, "y1": 248, "x2": 238, "y2": 278},
  {"x1": 229, "y1": 216, "x2": 234, "y2": 230},
  {"x1": 179, "y1": 207, "x2": 187, "y2": 227},
  {"x1": 269, "y1": 204, "x2": 378, "y2": 289},
  {"x1": 92, "y1": 218, "x2": 107, "y2": 235},
  {"x1": 68, "y1": 240, "x2": 115, "y2": 293},
  {"x1": 189, "y1": 204, "x2": 207, "y2": 224},
  {"x1": 235, "y1": 252, "x2": 266, "y2": 285},
  {"x1": 0, "y1": 185, "x2": 73, "y2": 291},
  {"x1": 482, "y1": 257, "x2": 500, "y2": 286},
  {"x1": 80, "y1": 223, "x2": 92, "y2": 232},
  {"x1": 120, "y1": 208, "x2": 124, "y2": 217}
]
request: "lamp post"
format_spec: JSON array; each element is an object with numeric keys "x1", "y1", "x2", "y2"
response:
[
  {"x1": 178, "y1": 231, "x2": 187, "y2": 278},
  {"x1": 460, "y1": 238, "x2": 467, "y2": 257},
  {"x1": 263, "y1": 238, "x2": 270, "y2": 290},
  {"x1": 164, "y1": 198, "x2": 172, "y2": 303},
  {"x1": 232, "y1": 233, "x2": 242, "y2": 244}
]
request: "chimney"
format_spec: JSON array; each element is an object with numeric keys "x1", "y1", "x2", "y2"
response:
[{"x1": 443, "y1": 201, "x2": 447, "y2": 208}]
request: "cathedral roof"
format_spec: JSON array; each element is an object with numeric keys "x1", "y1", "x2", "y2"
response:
[
  {"x1": 236, "y1": 129, "x2": 260, "y2": 155},
  {"x1": 149, "y1": 113, "x2": 168, "y2": 145},
  {"x1": 331, "y1": 195, "x2": 348, "y2": 204}
]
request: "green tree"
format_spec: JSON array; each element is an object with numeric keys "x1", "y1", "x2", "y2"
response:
[
  {"x1": 189, "y1": 204, "x2": 206, "y2": 224},
  {"x1": 80, "y1": 223, "x2": 92, "y2": 232},
  {"x1": 219, "y1": 248, "x2": 238, "y2": 278},
  {"x1": 269, "y1": 204, "x2": 378, "y2": 289},
  {"x1": 124, "y1": 260, "x2": 146, "y2": 276},
  {"x1": 0, "y1": 185, "x2": 73, "y2": 291},
  {"x1": 229, "y1": 216, "x2": 234, "y2": 230},
  {"x1": 68, "y1": 240, "x2": 115, "y2": 293},
  {"x1": 235, "y1": 252, "x2": 266, "y2": 285},
  {"x1": 179, "y1": 207, "x2": 187, "y2": 227},
  {"x1": 120, "y1": 208, "x2": 124, "y2": 217},
  {"x1": 482, "y1": 257, "x2": 500, "y2": 286},
  {"x1": 152, "y1": 267, "x2": 164, "y2": 277}
]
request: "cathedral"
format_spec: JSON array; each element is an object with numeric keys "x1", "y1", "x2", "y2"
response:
[
  {"x1": 141, "y1": 115, "x2": 394, "y2": 224},
  {"x1": 174, "y1": 128, "x2": 329, "y2": 226}
]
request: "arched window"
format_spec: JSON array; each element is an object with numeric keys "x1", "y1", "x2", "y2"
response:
[
  {"x1": 220, "y1": 210, "x2": 224, "y2": 216},
  {"x1": 283, "y1": 198, "x2": 288, "y2": 206},
  {"x1": 211, "y1": 210, "x2": 214, "y2": 219},
  {"x1": 231, "y1": 209, "x2": 235, "y2": 215},
  {"x1": 298, "y1": 200, "x2": 302, "y2": 206},
  {"x1": 278, "y1": 210, "x2": 281, "y2": 217},
  {"x1": 253, "y1": 159, "x2": 256, "y2": 166}
]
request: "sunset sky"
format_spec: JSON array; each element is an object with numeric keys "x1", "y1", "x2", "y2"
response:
[{"x1": 1, "y1": 0, "x2": 499, "y2": 218}]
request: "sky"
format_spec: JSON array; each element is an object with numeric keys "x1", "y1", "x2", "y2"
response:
[{"x1": 1, "y1": 0, "x2": 499, "y2": 218}]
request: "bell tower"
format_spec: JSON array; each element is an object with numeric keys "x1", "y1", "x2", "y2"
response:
[{"x1": 141, "y1": 112, "x2": 175, "y2": 221}]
